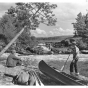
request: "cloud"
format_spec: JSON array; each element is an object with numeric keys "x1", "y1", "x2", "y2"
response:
[
  {"x1": 0, "y1": 2, "x2": 82, "y2": 37},
  {"x1": 31, "y1": 27, "x2": 74, "y2": 37},
  {"x1": 49, "y1": 31, "x2": 54, "y2": 35},
  {"x1": 53, "y1": 3, "x2": 88, "y2": 22},
  {"x1": 49, "y1": 27, "x2": 74, "y2": 36},
  {"x1": 36, "y1": 28, "x2": 46, "y2": 34},
  {"x1": 0, "y1": 11, "x2": 6, "y2": 17},
  {"x1": 59, "y1": 27, "x2": 64, "y2": 31},
  {"x1": 30, "y1": 28, "x2": 47, "y2": 37},
  {"x1": 0, "y1": 3, "x2": 15, "y2": 11}
]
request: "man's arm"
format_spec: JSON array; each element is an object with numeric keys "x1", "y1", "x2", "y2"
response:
[{"x1": 12, "y1": 54, "x2": 21, "y2": 60}]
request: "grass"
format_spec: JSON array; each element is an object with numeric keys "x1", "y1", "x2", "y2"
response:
[
  {"x1": 22, "y1": 58, "x2": 88, "y2": 85},
  {"x1": 47, "y1": 60, "x2": 88, "y2": 77},
  {"x1": 1, "y1": 56, "x2": 88, "y2": 85},
  {"x1": 37, "y1": 60, "x2": 88, "y2": 85},
  {"x1": 22, "y1": 57, "x2": 88, "y2": 77}
]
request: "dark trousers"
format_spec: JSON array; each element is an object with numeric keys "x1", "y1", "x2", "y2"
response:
[{"x1": 70, "y1": 59, "x2": 78, "y2": 73}]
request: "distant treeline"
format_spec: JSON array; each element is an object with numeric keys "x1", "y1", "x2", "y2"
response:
[{"x1": 36, "y1": 35, "x2": 73, "y2": 42}]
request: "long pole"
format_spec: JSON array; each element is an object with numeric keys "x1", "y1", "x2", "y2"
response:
[
  {"x1": 60, "y1": 54, "x2": 70, "y2": 71},
  {"x1": 0, "y1": 4, "x2": 44, "y2": 58}
]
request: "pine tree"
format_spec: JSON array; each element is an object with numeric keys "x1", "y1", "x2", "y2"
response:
[{"x1": 72, "y1": 12, "x2": 86, "y2": 37}]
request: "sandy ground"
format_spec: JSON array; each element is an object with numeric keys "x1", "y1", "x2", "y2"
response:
[{"x1": 0, "y1": 53, "x2": 88, "y2": 85}]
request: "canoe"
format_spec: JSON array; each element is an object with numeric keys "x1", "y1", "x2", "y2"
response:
[
  {"x1": 60, "y1": 72, "x2": 87, "y2": 85},
  {"x1": 81, "y1": 50, "x2": 88, "y2": 54},
  {"x1": 38, "y1": 60, "x2": 87, "y2": 85}
]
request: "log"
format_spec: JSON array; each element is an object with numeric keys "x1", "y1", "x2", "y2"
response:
[{"x1": 0, "y1": 27, "x2": 26, "y2": 58}]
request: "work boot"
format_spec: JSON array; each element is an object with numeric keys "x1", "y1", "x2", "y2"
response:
[
  {"x1": 75, "y1": 72, "x2": 79, "y2": 76},
  {"x1": 70, "y1": 72, "x2": 74, "y2": 76}
]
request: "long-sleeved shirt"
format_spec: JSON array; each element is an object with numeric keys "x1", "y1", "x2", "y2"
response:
[{"x1": 6, "y1": 53, "x2": 22, "y2": 67}]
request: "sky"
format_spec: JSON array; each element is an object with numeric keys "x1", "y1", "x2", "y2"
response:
[{"x1": 0, "y1": 0, "x2": 88, "y2": 37}]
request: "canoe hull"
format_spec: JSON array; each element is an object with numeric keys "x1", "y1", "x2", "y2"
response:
[{"x1": 38, "y1": 60, "x2": 85, "y2": 85}]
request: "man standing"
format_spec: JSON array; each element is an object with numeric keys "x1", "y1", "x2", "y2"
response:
[
  {"x1": 6, "y1": 50, "x2": 22, "y2": 67},
  {"x1": 70, "y1": 40, "x2": 80, "y2": 76}
]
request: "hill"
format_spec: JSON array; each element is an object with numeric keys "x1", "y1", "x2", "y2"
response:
[{"x1": 36, "y1": 35, "x2": 74, "y2": 43}]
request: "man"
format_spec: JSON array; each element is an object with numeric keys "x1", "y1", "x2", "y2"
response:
[
  {"x1": 70, "y1": 40, "x2": 80, "y2": 76},
  {"x1": 6, "y1": 50, "x2": 22, "y2": 67}
]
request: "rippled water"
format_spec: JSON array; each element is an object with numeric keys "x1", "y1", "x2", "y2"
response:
[{"x1": 18, "y1": 54, "x2": 88, "y2": 62}]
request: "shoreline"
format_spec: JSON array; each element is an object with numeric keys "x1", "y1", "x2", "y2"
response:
[{"x1": 0, "y1": 53, "x2": 88, "y2": 62}]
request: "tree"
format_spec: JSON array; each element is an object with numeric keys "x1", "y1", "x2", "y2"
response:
[
  {"x1": 0, "y1": 34, "x2": 8, "y2": 44},
  {"x1": 61, "y1": 40, "x2": 69, "y2": 47},
  {"x1": 0, "y1": 2, "x2": 57, "y2": 51},
  {"x1": 28, "y1": 36, "x2": 38, "y2": 48},
  {"x1": 72, "y1": 12, "x2": 88, "y2": 49},
  {"x1": 7, "y1": 2, "x2": 57, "y2": 41},
  {"x1": 73, "y1": 31, "x2": 78, "y2": 37},
  {"x1": 0, "y1": 34, "x2": 8, "y2": 51},
  {"x1": 7, "y1": 2, "x2": 57, "y2": 33},
  {"x1": 72, "y1": 12, "x2": 86, "y2": 37},
  {"x1": 77, "y1": 39, "x2": 88, "y2": 50},
  {"x1": 0, "y1": 14, "x2": 16, "y2": 40}
]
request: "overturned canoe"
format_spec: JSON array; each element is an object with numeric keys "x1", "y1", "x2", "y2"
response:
[
  {"x1": 38, "y1": 60, "x2": 87, "y2": 85},
  {"x1": 81, "y1": 50, "x2": 88, "y2": 54}
]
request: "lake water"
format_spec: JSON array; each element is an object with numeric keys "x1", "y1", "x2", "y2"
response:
[
  {"x1": 17, "y1": 54, "x2": 88, "y2": 62},
  {"x1": 1, "y1": 53, "x2": 88, "y2": 62}
]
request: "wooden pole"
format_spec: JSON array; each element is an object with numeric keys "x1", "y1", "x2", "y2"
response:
[{"x1": 60, "y1": 54, "x2": 70, "y2": 71}]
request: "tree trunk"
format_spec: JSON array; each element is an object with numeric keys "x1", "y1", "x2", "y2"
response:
[
  {"x1": 0, "y1": 4, "x2": 44, "y2": 58},
  {"x1": 0, "y1": 26, "x2": 26, "y2": 57}
]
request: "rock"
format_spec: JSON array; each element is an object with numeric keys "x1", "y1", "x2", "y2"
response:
[{"x1": 0, "y1": 64, "x2": 25, "y2": 76}]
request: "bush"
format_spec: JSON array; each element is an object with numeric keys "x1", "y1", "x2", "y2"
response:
[
  {"x1": 77, "y1": 39, "x2": 87, "y2": 50},
  {"x1": 61, "y1": 40, "x2": 70, "y2": 47},
  {"x1": 51, "y1": 48, "x2": 59, "y2": 54},
  {"x1": 33, "y1": 46, "x2": 44, "y2": 55}
]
